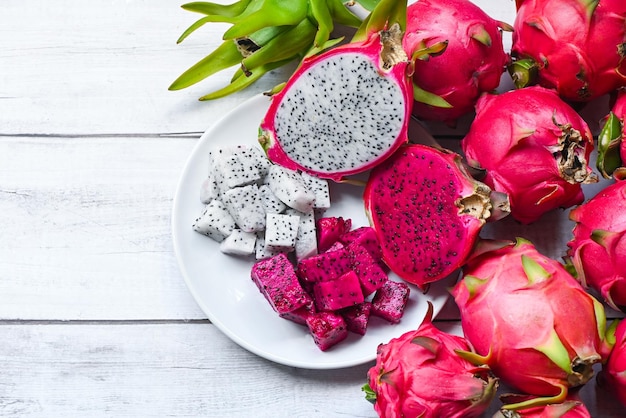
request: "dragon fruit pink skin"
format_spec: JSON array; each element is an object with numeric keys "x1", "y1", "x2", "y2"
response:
[
  {"x1": 258, "y1": 0, "x2": 413, "y2": 182},
  {"x1": 403, "y1": 0, "x2": 512, "y2": 123},
  {"x1": 461, "y1": 86, "x2": 598, "y2": 224},
  {"x1": 567, "y1": 179, "x2": 626, "y2": 312},
  {"x1": 510, "y1": 0, "x2": 626, "y2": 102},
  {"x1": 364, "y1": 143, "x2": 509, "y2": 290},
  {"x1": 365, "y1": 302, "x2": 498, "y2": 418},
  {"x1": 452, "y1": 238, "x2": 610, "y2": 410},
  {"x1": 599, "y1": 319, "x2": 626, "y2": 407},
  {"x1": 493, "y1": 395, "x2": 591, "y2": 417}
]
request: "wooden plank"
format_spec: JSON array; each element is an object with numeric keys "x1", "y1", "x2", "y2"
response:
[
  {"x1": 0, "y1": 136, "x2": 205, "y2": 320},
  {"x1": 0, "y1": 323, "x2": 623, "y2": 417}
]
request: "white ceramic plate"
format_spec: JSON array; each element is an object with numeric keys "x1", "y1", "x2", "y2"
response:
[{"x1": 172, "y1": 94, "x2": 455, "y2": 369}]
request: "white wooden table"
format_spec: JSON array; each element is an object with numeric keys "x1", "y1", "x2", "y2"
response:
[{"x1": 1, "y1": 1, "x2": 624, "y2": 416}]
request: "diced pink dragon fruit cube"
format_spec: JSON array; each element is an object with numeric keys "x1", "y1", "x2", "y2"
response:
[
  {"x1": 316, "y1": 216, "x2": 352, "y2": 252},
  {"x1": 339, "y1": 226, "x2": 383, "y2": 261},
  {"x1": 340, "y1": 302, "x2": 372, "y2": 336},
  {"x1": 296, "y1": 246, "x2": 352, "y2": 283},
  {"x1": 371, "y1": 281, "x2": 411, "y2": 323},
  {"x1": 313, "y1": 270, "x2": 365, "y2": 311},
  {"x1": 279, "y1": 295, "x2": 316, "y2": 326},
  {"x1": 250, "y1": 253, "x2": 310, "y2": 315},
  {"x1": 305, "y1": 311, "x2": 348, "y2": 351},
  {"x1": 346, "y1": 242, "x2": 388, "y2": 297}
]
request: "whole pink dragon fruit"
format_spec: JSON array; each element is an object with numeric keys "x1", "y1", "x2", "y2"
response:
[
  {"x1": 461, "y1": 86, "x2": 598, "y2": 224},
  {"x1": 403, "y1": 0, "x2": 512, "y2": 124},
  {"x1": 364, "y1": 143, "x2": 510, "y2": 290},
  {"x1": 510, "y1": 0, "x2": 626, "y2": 102},
  {"x1": 364, "y1": 302, "x2": 498, "y2": 418},
  {"x1": 258, "y1": 0, "x2": 414, "y2": 182},
  {"x1": 451, "y1": 238, "x2": 610, "y2": 410},
  {"x1": 597, "y1": 88, "x2": 626, "y2": 179},
  {"x1": 599, "y1": 319, "x2": 626, "y2": 407},
  {"x1": 566, "y1": 179, "x2": 626, "y2": 312}
]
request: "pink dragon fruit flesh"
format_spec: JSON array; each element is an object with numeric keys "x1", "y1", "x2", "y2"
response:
[
  {"x1": 258, "y1": 0, "x2": 417, "y2": 182},
  {"x1": 364, "y1": 143, "x2": 510, "y2": 290},
  {"x1": 364, "y1": 301, "x2": 498, "y2": 418},
  {"x1": 597, "y1": 88, "x2": 626, "y2": 179},
  {"x1": 510, "y1": 0, "x2": 626, "y2": 102},
  {"x1": 452, "y1": 238, "x2": 610, "y2": 410},
  {"x1": 403, "y1": 0, "x2": 512, "y2": 124},
  {"x1": 461, "y1": 85, "x2": 598, "y2": 224},
  {"x1": 566, "y1": 179, "x2": 626, "y2": 312},
  {"x1": 598, "y1": 319, "x2": 626, "y2": 407}
]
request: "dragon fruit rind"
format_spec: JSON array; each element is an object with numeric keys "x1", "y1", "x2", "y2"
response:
[
  {"x1": 493, "y1": 395, "x2": 591, "y2": 417},
  {"x1": 364, "y1": 302, "x2": 498, "y2": 418},
  {"x1": 599, "y1": 319, "x2": 626, "y2": 407},
  {"x1": 403, "y1": 0, "x2": 512, "y2": 123},
  {"x1": 364, "y1": 143, "x2": 510, "y2": 290},
  {"x1": 451, "y1": 238, "x2": 610, "y2": 410},
  {"x1": 510, "y1": 0, "x2": 626, "y2": 102},
  {"x1": 567, "y1": 179, "x2": 626, "y2": 312},
  {"x1": 461, "y1": 86, "x2": 598, "y2": 224},
  {"x1": 258, "y1": 0, "x2": 413, "y2": 182}
]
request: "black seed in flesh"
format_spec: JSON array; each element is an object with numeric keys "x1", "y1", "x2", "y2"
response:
[{"x1": 273, "y1": 53, "x2": 405, "y2": 173}]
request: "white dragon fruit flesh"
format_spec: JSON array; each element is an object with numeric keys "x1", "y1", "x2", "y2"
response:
[
  {"x1": 364, "y1": 143, "x2": 509, "y2": 291},
  {"x1": 219, "y1": 229, "x2": 257, "y2": 256},
  {"x1": 192, "y1": 199, "x2": 236, "y2": 242},
  {"x1": 222, "y1": 184, "x2": 266, "y2": 233},
  {"x1": 258, "y1": 0, "x2": 413, "y2": 182},
  {"x1": 267, "y1": 164, "x2": 316, "y2": 213}
]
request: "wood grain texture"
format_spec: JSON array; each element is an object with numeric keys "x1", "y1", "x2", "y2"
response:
[{"x1": 0, "y1": 0, "x2": 624, "y2": 416}]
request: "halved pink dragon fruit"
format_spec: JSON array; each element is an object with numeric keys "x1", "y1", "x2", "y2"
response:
[
  {"x1": 452, "y1": 238, "x2": 610, "y2": 410},
  {"x1": 597, "y1": 88, "x2": 626, "y2": 179},
  {"x1": 364, "y1": 302, "x2": 498, "y2": 418},
  {"x1": 510, "y1": 0, "x2": 626, "y2": 102},
  {"x1": 599, "y1": 319, "x2": 626, "y2": 407},
  {"x1": 364, "y1": 143, "x2": 510, "y2": 290},
  {"x1": 461, "y1": 86, "x2": 598, "y2": 224},
  {"x1": 403, "y1": 0, "x2": 512, "y2": 124},
  {"x1": 566, "y1": 179, "x2": 626, "y2": 312},
  {"x1": 258, "y1": 0, "x2": 414, "y2": 182}
]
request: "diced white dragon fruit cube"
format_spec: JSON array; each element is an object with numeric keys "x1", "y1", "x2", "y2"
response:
[
  {"x1": 258, "y1": 184, "x2": 287, "y2": 214},
  {"x1": 264, "y1": 213, "x2": 300, "y2": 251},
  {"x1": 200, "y1": 173, "x2": 221, "y2": 204},
  {"x1": 222, "y1": 184, "x2": 266, "y2": 233},
  {"x1": 285, "y1": 209, "x2": 318, "y2": 261},
  {"x1": 213, "y1": 146, "x2": 270, "y2": 190},
  {"x1": 267, "y1": 165, "x2": 316, "y2": 213},
  {"x1": 300, "y1": 172, "x2": 330, "y2": 210},
  {"x1": 192, "y1": 199, "x2": 236, "y2": 242},
  {"x1": 255, "y1": 232, "x2": 287, "y2": 260},
  {"x1": 219, "y1": 229, "x2": 257, "y2": 256}
]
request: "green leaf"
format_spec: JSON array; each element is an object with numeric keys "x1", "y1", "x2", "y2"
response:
[
  {"x1": 223, "y1": 0, "x2": 309, "y2": 39},
  {"x1": 413, "y1": 84, "x2": 452, "y2": 108},
  {"x1": 362, "y1": 383, "x2": 377, "y2": 404},
  {"x1": 355, "y1": 0, "x2": 382, "y2": 12},
  {"x1": 241, "y1": 19, "x2": 316, "y2": 73},
  {"x1": 199, "y1": 58, "x2": 294, "y2": 100},
  {"x1": 177, "y1": 15, "x2": 238, "y2": 44},
  {"x1": 309, "y1": 0, "x2": 334, "y2": 47},
  {"x1": 181, "y1": 0, "x2": 252, "y2": 17},
  {"x1": 326, "y1": 0, "x2": 363, "y2": 27},
  {"x1": 169, "y1": 40, "x2": 242, "y2": 90}
]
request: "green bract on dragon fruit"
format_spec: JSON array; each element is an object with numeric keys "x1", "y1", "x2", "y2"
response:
[
  {"x1": 403, "y1": 0, "x2": 512, "y2": 124},
  {"x1": 600, "y1": 319, "x2": 626, "y2": 407},
  {"x1": 597, "y1": 88, "x2": 626, "y2": 179},
  {"x1": 461, "y1": 86, "x2": 598, "y2": 224},
  {"x1": 510, "y1": 0, "x2": 626, "y2": 102}
]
